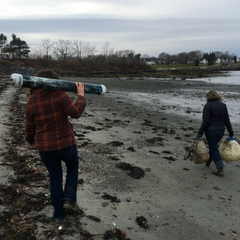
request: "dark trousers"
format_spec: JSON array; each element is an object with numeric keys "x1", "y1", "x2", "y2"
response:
[
  {"x1": 39, "y1": 144, "x2": 79, "y2": 220},
  {"x1": 205, "y1": 130, "x2": 224, "y2": 168}
]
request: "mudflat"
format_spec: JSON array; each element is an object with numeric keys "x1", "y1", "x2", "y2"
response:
[{"x1": 0, "y1": 73, "x2": 240, "y2": 240}]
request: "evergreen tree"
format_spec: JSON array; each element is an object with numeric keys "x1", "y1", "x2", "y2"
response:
[
  {"x1": 203, "y1": 52, "x2": 216, "y2": 65},
  {"x1": 3, "y1": 34, "x2": 30, "y2": 60},
  {"x1": 234, "y1": 56, "x2": 237, "y2": 63},
  {"x1": 194, "y1": 59, "x2": 200, "y2": 66},
  {"x1": 0, "y1": 33, "x2": 7, "y2": 57}
]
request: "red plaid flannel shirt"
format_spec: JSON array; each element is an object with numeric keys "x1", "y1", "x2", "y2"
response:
[{"x1": 25, "y1": 89, "x2": 86, "y2": 151}]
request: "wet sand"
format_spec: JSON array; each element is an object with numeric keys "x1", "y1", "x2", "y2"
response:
[{"x1": 1, "y1": 74, "x2": 240, "y2": 239}]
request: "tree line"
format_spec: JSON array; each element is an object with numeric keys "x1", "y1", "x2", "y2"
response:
[
  {"x1": 33, "y1": 39, "x2": 142, "y2": 65},
  {"x1": 155, "y1": 50, "x2": 238, "y2": 65},
  {"x1": 0, "y1": 33, "x2": 239, "y2": 70},
  {"x1": 0, "y1": 33, "x2": 147, "y2": 71},
  {"x1": 0, "y1": 33, "x2": 142, "y2": 64}
]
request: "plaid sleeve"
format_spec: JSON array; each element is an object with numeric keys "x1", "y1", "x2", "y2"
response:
[
  {"x1": 59, "y1": 92, "x2": 86, "y2": 118},
  {"x1": 25, "y1": 101, "x2": 36, "y2": 144}
]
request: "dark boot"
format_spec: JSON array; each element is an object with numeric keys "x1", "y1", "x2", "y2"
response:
[
  {"x1": 63, "y1": 200, "x2": 79, "y2": 210},
  {"x1": 212, "y1": 167, "x2": 224, "y2": 177},
  {"x1": 205, "y1": 159, "x2": 211, "y2": 167}
]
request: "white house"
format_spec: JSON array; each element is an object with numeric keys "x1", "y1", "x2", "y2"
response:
[
  {"x1": 215, "y1": 58, "x2": 221, "y2": 64},
  {"x1": 200, "y1": 59, "x2": 208, "y2": 64},
  {"x1": 145, "y1": 58, "x2": 155, "y2": 65}
]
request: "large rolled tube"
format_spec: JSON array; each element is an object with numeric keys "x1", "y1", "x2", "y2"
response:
[{"x1": 10, "y1": 73, "x2": 107, "y2": 95}]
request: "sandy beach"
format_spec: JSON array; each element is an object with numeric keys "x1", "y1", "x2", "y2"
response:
[{"x1": 1, "y1": 72, "x2": 240, "y2": 240}]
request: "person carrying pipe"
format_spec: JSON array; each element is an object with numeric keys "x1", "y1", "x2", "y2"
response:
[{"x1": 25, "y1": 68, "x2": 86, "y2": 222}]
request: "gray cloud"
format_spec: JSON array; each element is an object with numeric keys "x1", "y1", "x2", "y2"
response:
[
  {"x1": 2, "y1": 0, "x2": 240, "y2": 19},
  {"x1": 1, "y1": 18, "x2": 240, "y2": 56},
  {"x1": 1, "y1": 0, "x2": 240, "y2": 57}
]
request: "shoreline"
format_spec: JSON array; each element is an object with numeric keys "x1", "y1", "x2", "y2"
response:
[
  {"x1": 0, "y1": 73, "x2": 240, "y2": 239},
  {"x1": 1, "y1": 62, "x2": 240, "y2": 79}
]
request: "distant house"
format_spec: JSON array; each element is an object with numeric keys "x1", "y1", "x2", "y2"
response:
[
  {"x1": 200, "y1": 58, "x2": 208, "y2": 64},
  {"x1": 145, "y1": 58, "x2": 155, "y2": 65},
  {"x1": 215, "y1": 57, "x2": 239, "y2": 64}
]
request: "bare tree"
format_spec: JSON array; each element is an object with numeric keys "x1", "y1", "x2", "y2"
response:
[
  {"x1": 40, "y1": 38, "x2": 54, "y2": 60},
  {"x1": 188, "y1": 51, "x2": 197, "y2": 62},
  {"x1": 29, "y1": 49, "x2": 42, "y2": 59},
  {"x1": 73, "y1": 40, "x2": 84, "y2": 62},
  {"x1": 184, "y1": 51, "x2": 202, "y2": 63},
  {"x1": 177, "y1": 52, "x2": 189, "y2": 64},
  {"x1": 102, "y1": 41, "x2": 111, "y2": 56},
  {"x1": 165, "y1": 53, "x2": 172, "y2": 65},
  {"x1": 53, "y1": 39, "x2": 74, "y2": 63},
  {"x1": 158, "y1": 52, "x2": 167, "y2": 63},
  {"x1": 88, "y1": 44, "x2": 96, "y2": 57},
  {"x1": 108, "y1": 47, "x2": 115, "y2": 56},
  {"x1": 83, "y1": 42, "x2": 96, "y2": 58},
  {"x1": 142, "y1": 54, "x2": 150, "y2": 58},
  {"x1": 195, "y1": 50, "x2": 203, "y2": 60},
  {"x1": 115, "y1": 50, "x2": 135, "y2": 58},
  {"x1": 214, "y1": 51, "x2": 222, "y2": 59}
]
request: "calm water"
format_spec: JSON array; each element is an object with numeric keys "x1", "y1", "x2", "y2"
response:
[
  {"x1": 187, "y1": 71, "x2": 240, "y2": 85},
  {"x1": 106, "y1": 71, "x2": 240, "y2": 125}
]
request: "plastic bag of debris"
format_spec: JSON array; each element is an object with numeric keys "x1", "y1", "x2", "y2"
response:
[
  {"x1": 193, "y1": 138, "x2": 209, "y2": 164},
  {"x1": 219, "y1": 140, "x2": 240, "y2": 162},
  {"x1": 184, "y1": 138, "x2": 209, "y2": 164}
]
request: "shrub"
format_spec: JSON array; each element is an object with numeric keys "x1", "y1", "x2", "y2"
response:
[{"x1": 0, "y1": 59, "x2": 15, "y2": 66}]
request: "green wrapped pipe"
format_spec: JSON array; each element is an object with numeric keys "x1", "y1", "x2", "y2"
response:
[{"x1": 10, "y1": 73, "x2": 106, "y2": 95}]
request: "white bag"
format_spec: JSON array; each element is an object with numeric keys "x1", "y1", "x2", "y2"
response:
[
  {"x1": 193, "y1": 139, "x2": 209, "y2": 164},
  {"x1": 219, "y1": 140, "x2": 240, "y2": 162}
]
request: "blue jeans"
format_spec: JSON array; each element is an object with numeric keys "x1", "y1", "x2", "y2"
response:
[
  {"x1": 205, "y1": 130, "x2": 224, "y2": 168},
  {"x1": 39, "y1": 144, "x2": 79, "y2": 220}
]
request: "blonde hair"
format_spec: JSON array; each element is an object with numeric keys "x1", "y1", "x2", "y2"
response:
[{"x1": 206, "y1": 89, "x2": 224, "y2": 102}]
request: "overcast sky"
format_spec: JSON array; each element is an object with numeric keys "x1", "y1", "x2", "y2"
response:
[{"x1": 1, "y1": 0, "x2": 240, "y2": 57}]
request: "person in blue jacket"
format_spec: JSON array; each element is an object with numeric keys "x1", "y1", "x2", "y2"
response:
[{"x1": 198, "y1": 89, "x2": 234, "y2": 177}]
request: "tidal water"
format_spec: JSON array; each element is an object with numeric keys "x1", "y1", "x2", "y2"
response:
[
  {"x1": 106, "y1": 71, "x2": 240, "y2": 124},
  {"x1": 188, "y1": 71, "x2": 240, "y2": 85}
]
